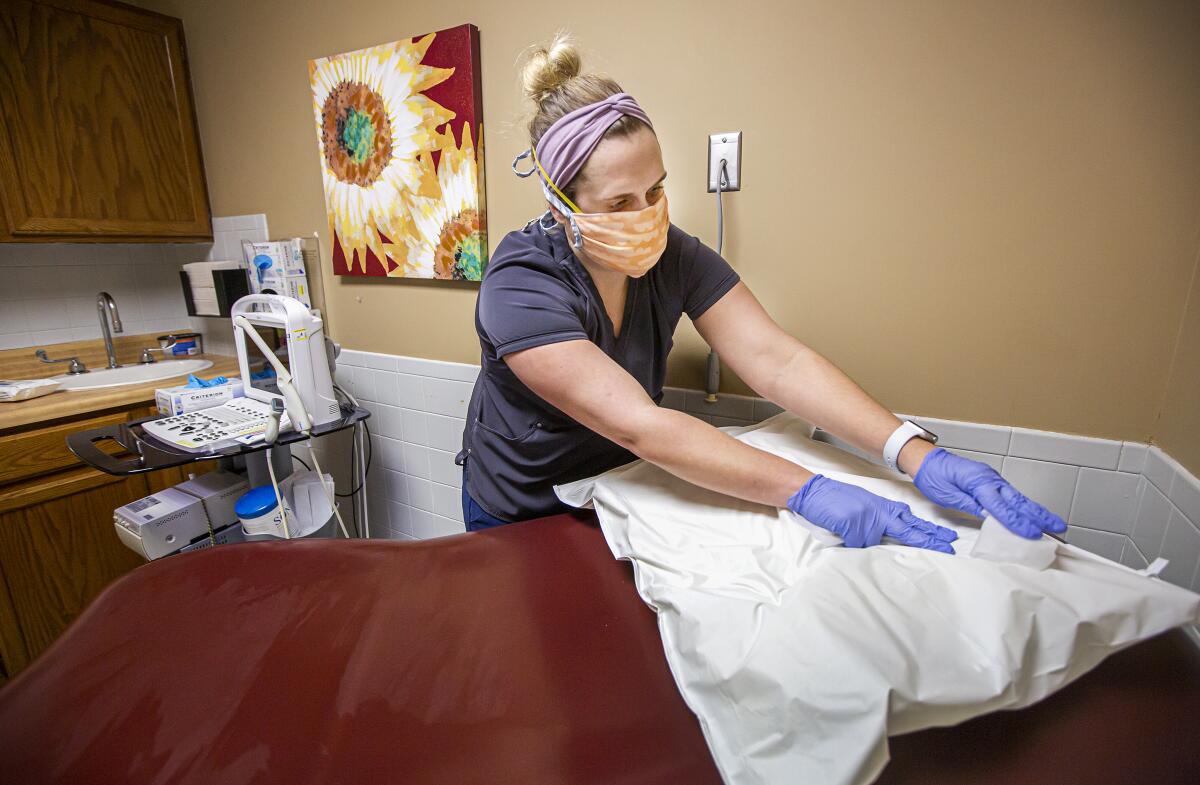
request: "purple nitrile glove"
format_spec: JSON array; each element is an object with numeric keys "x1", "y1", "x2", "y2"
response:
[
  {"x1": 787, "y1": 474, "x2": 958, "y2": 554},
  {"x1": 913, "y1": 447, "x2": 1067, "y2": 539}
]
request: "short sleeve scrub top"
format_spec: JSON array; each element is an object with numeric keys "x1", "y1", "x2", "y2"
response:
[{"x1": 455, "y1": 219, "x2": 740, "y2": 523}]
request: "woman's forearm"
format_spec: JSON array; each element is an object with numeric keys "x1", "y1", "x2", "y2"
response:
[
  {"x1": 623, "y1": 339, "x2": 933, "y2": 508},
  {"x1": 759, "y1": 341, "x2": 933, "y2": 475},
  {"x1": 627, "y1": 408, "x2": 815, "y2": 508}
]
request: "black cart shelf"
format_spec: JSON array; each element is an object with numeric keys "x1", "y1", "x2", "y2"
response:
[{"x1": 68, "y1": 405, "x2": 370, "y2": 476}]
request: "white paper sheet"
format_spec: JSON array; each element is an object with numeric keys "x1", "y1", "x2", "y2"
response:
[
  {"x1": 969, "y1": 515, "x2": 1059, "y2": 569},
  {"x1": 555, "y1": 414, "x2": 1200, "y2": 785}
]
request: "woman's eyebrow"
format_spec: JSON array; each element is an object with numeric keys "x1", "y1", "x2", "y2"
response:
[{"x1": 603, "y1": 172, "x2": 668, "y2": 201}]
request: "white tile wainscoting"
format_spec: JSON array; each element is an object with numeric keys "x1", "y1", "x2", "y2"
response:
[
  {"x1": 334, "y1": 350, "x2": 478, "y2": 541},
  {"x1": 893, "y1": 417, "x2": 1200, "y2": 596},
  {"x1": 335, "y1": 351, "x2": 1200, "y2": 610}
]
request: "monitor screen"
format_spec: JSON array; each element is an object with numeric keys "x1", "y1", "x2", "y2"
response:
[{"x1": 242, "y1": 321, "x2": 290, "y2": 398}]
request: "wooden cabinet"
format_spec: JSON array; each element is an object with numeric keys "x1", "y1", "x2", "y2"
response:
[
  {"x1": 0, "y1": 404, "x2": 212, "y2": 683},
  {"x1": 0, "y1": 469, "x2": 149, "y2": 677},
  {"x1": 0, "y1": 0, "x2": 212, "y2": 242}
]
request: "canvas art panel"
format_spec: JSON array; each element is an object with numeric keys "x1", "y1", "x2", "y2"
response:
[{"x1": 309, "y1": 24, "x2": 486, "y2": 281}]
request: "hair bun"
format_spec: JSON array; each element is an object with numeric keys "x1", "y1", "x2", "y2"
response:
[{"x1": 521, "y1": 32, "x2": 582, "y2": 106}]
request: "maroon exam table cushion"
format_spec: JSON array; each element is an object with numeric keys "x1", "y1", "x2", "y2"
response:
[{"x1": 0, "y1": 511, "x2": 1196, "y2": 784}]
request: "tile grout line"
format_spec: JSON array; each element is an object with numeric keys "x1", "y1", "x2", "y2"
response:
[{"x1": 1066, "y1": 471, "x2": 1084, "y2": 526}]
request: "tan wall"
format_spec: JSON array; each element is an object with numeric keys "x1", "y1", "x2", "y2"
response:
[
  {"x1": 1156, "y1": 249, "x2": 1200, "y2": 476},
  {"x1": 139, "y1": 0, "x2": 1200, "y2": 443}
]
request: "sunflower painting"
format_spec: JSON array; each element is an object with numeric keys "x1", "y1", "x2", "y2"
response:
[{"x1": 309, "y1": 24, "x2": 487, "y2": 280}]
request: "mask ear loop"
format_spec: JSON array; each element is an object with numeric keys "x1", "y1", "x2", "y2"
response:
[
  {"x1": 541, "y1": 185, "x2": 583, "y2": 249},
  {"x1": 540, "y1": 182, "x2": 585, "y2": 249},
  {"x1": 567, "y1": 216, "x2": 583, "y2": 250},
  {"x1": 515, "y1": 146, "x2": 584, "y2": 249},
  {"x1": 520, "y1": 151, "x2": 559, "y2": 236},
  {"x1": 511, "y1": 149, "x2": 537, "y2": 178}
]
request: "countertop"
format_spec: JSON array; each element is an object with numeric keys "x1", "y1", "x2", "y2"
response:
[{"x1": 0, "y1": 354, "x2": 242, "y2": 433}]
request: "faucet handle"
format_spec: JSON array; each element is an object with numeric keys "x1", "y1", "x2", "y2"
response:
[
  {"x1": 138, "y1": 347, "x2": 161, "y2": 364},
  {"x1": 35, "y1": 349, "x2": 88, "y2": 375}
]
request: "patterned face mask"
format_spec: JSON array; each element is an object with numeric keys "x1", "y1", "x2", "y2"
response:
[{"x1": 567, "y1": 194, "x2": 669, "y2": 278}]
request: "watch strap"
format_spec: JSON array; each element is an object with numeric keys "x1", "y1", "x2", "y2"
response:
[{"x1": 883, "y1": 420, "x2": 935, "y2": 472}]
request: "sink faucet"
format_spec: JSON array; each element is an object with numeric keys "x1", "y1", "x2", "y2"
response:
[{"x1": 96, "y1": 292, "x2": 123, "y2": 369}]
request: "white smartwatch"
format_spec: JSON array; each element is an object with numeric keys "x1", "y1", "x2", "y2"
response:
[{"x1": 883, "y1": 420, "x2": 939, "y2": 473}]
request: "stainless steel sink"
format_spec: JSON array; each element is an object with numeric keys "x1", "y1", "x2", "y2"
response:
[{"x1": 54, "y1": 359, "x2": 214, "y2": 391}]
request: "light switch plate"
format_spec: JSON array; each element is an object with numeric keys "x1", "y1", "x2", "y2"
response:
[{"x1": 707, "y1": 131, "x2": 742, "y2": 192}]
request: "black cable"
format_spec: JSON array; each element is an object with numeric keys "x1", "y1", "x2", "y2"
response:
[
  {"x1": 716, "y1": 158, "x2": 728, "y2": 255},
  {"x1": 333, "y1": 422, "x2": 369, "y2": 494},
  {"x1": 330, "y1": 384, "x2": 372, "y2": 506},
  {"x1": 346, "y1": 412, "x2": 362, "y2": 538},
  {"x1": 292, "y1": 454, "x2": 312, "y2": 471},
  {"x1": 336, "y1": 418, "x2": 373, "y2": 497},
  {"x1": 363, "y1": 417, "x2": 372, "y2": 473}
]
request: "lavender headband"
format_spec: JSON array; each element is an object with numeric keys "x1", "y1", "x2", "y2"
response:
[{"x1": 512, "y1": 93, "x2": 653, "y2": 196}]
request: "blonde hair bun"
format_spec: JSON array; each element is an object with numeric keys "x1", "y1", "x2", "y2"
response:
[{"x1": 522, "y1": 33, "x2": 583, "y2": 106}]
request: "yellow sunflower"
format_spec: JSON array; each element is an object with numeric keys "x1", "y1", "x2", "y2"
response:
[
  {"x1": 398, "y1": 123, "x2": 488, "y2": 280},
  {"x1": 309, "y1": 35, "x2": 454, "y2": 273}
]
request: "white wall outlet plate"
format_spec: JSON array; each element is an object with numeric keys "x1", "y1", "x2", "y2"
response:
[{"x1": 707, "y1": 131, "x2": 742, "y2": 192}]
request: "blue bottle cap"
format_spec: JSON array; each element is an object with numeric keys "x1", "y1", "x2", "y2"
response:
[{"x1": 235, "y1": 485, "x2": 280, "y2": 519}]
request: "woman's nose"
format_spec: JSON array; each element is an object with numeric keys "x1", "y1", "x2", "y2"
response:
[{"x1": 628, "y1": 198, "x2": 650, "y2": 211}]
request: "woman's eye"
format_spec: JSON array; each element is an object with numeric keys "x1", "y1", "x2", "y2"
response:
[{"x1": 608, "y1": 185, "x2": 664, "y2": 211}]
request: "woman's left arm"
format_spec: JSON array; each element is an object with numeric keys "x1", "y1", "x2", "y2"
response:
[
  {"x1": 694, "y1": 282, "x2": 1066, "y2": 538},
  {"x1": 693, "y1": 283, "x2": 922, "y2": 471}
]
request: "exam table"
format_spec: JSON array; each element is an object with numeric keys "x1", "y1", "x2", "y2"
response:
[{"x1": 0, "y1": 511, "x2": 1197, "y2": 784}]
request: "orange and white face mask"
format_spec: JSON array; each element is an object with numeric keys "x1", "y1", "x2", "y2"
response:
[{"x1": 565, "y1": 195, "x2": 670, "y2": 278}]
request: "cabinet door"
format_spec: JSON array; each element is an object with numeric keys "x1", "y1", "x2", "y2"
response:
[
  {"x1": 0, "y1": 469, "x2": 149, "y2": 666},
  {"x1": 0, "y1": 0, "x2": 212, "y2": 241}
]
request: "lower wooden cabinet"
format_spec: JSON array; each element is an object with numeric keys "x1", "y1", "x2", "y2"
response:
[
  {"x1": 0, "y1": 469, "x2": 149, "y2": 678},
  {"x1": 0, "y1": 405, "x2": 211, "y2": 683}
]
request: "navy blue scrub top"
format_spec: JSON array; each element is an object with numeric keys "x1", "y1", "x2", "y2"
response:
[{"x1": 456, "y1": 218, "x2": 740, "y2": 522}]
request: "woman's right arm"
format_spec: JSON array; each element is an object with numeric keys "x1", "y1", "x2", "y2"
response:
[{"x1": 503, "y1": 338, "x2": 812, "y2": 509}]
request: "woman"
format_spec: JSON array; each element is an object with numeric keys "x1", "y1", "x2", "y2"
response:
[{"x1": 456, "y1": 35, "x2": 1065, "y2": 550}]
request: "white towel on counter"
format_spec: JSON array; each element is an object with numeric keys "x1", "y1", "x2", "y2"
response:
[{"x1": 554, "y1": 413, "x2": 1200, "y2": 785}]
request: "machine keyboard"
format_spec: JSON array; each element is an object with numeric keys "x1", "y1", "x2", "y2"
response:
[{"x1": 142, "y1": 398, "x2": 292, "y2": 452}]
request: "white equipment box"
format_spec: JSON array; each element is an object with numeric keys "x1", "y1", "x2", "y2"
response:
[
  {"x1": 113, "y1": 471, "x2": 249, "y2": 560},
  {"x1": 156, "y1": 377, "x2": 245, "y2": 416},
  {"x1": 113, "y1": 487, "x2": 210, "y2": 560},
  {"x1": 176, "y1": 471, "x2": 248, "y2": 525}
]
